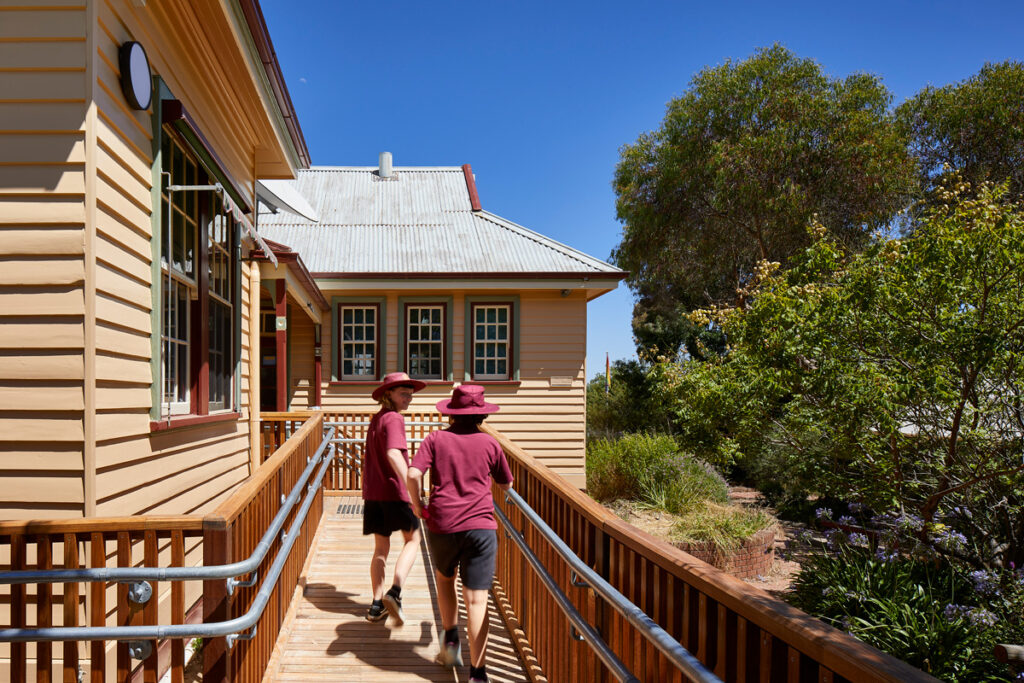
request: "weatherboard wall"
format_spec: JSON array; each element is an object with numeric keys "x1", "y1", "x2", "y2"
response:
[
  {"x1": 0, "y1": 2, "x2": 90, "y2": 518},
  {"x1": 0, "y1": 0, "x2": 278, "y2": 520}
]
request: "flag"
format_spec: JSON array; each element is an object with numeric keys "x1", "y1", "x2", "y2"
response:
[{"x1": 605, "y1": 352, "x2": 610, "y2": 394}]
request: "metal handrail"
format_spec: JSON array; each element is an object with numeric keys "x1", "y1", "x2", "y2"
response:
[
  {"x1": 0, "y1": 427, "x2": 335, "y2": 586},
  {"x1": 0, "y1": 435, "x2": 335, "y2": 643},
  {"x1": 493, "y1": 504, "x2": 637, "y2": 682},
  {"x1": 498, "y1": 488, "x2": 721, "y2": 683},
  {"x1": 332, "y1": 437, "x2": 427, "y2": 444},
  {"x1": 324, "y1": 420, "x2": 447, "y2": 427}
]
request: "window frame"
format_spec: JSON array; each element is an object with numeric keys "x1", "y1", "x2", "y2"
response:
[
  {"x1": 464, "y1": 295, "x2": 520, "y2": 382},
  {"x1": 150, "y1": 109, "x2": 242, "y2": 426},
  {"x1": 468, "y1": 302, "x2": 513, "y2": 381},
  {"x1": 398, "y1": 296, "x2": 453, "y2": 382},
  {"x1": 338, "y1": 303, "x2": 382, "y2": 381},
  {"x1": 405, "y1": 304, "x2": 446, "y2": 380},
  {"x1": 331, "y1": 296, "x2": 387, "y2": 382}
]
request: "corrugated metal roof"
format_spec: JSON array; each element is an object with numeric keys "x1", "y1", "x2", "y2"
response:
[{"x1": 256, "y1": 166, "x2": 622, "y2": 276}]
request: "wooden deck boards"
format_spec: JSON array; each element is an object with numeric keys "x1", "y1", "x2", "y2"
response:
[{"x1": 263, "y1": 498, "x2": 530, "y2": 682}]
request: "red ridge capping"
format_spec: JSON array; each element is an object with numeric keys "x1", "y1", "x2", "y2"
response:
[{"x1": 462, "y1": 164, "x2": 482, "y2": 211}]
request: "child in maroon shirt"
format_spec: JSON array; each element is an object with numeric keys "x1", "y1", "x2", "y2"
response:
[
  {"x1": 362, "y1": 372, "x2": 425, "y2": 625},
  {"x1": 407, "y1": 385, "x2": 512, "y2": 683}
]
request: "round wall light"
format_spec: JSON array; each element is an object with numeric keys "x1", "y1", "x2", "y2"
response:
[{"x1": 118, "y1": 41, "x2": 152, "y2": 110}]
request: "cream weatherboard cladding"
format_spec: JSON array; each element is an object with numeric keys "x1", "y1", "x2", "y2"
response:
[
  {"x1": 0, "y1": 4, "x2": 89, "y2": 517},
  {"x1": 0, "y1": 0, "x2": 303, "y2": 521}
]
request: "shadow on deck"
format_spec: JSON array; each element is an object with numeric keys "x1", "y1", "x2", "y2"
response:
[{"x1": 263, "y1": 495, "x2": 530, "y2": 682}]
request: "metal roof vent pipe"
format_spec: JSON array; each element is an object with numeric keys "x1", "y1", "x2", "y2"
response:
[{"x1": 379, "y1": 151, "x2": 393, "y2": 178}]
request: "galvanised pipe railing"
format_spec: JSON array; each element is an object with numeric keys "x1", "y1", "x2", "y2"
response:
[
  {"x1": 494, "y1": 503, "x2": 639, "y2": 682},
  {"x1": 0, "y1": 427, "x2": 335, "y2": 588},
  {"x1": 498, "y1": 488, "x2": 721, "y2": 683},
  {"x1": 0, "y1": 432, "x2": 335, "y2": 644}
]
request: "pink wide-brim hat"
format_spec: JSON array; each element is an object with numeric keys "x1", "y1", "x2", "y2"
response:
[
  {"x1": 435, "y1": 384, "x2": 500, "y2": 415},
  {"x1": 372, "y1": 372, "x2": 427, "y2": 401}
]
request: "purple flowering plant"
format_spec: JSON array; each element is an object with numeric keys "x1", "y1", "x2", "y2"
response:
[{"x1": 791, "y1": 507, "x2": 1024, "y2": 680}]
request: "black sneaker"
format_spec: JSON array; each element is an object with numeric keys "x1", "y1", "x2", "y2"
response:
[
  {"x1": 366, "y1": 602, "x2": 386, "y2": 622},
  {"x1": 382, "y1": 593, "x2": 404, "y2": 626}
]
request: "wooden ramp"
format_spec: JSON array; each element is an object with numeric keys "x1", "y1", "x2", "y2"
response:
[{"x1": 264, "y1": 496, "x2": 531, "y2": 682}]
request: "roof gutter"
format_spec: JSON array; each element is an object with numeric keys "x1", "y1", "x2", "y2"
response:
[
  {"x1": 311, "y1": 271, "x2": 629, "y2": 281},
  {"x1": 235, "y1": 0, "x2": 311, "y2": 169}
]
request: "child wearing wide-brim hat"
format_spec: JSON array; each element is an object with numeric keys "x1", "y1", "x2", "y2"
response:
[
  {"x1": 407, "y1": 384, "x2": 512, "y2": 683},
  {"x1": 362, "y1": 372, "x2": 426, "y2": 625}
]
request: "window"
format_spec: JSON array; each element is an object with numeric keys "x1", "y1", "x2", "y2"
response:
[
  {"x1": 464, "y1": 296, "x2": 518, "y2": 382},
  {"x1": 471, "y1": 304, "x2": 511, "y2": 380},
  {"x1": 207, "y1": 199, "x2": 235, "y2": 411},
  {"x1": 406, "y1": 305, "x2": 444, "y2": 380},
  {"x1": 158, "y1": 131, "x2": 238, "y2": 417},
  {"x1": 331, "y1": 297, "x2": 386, "y2": 382},
  {"x1": 339, "y1": 305, "x2": 379, "y2": 380}
]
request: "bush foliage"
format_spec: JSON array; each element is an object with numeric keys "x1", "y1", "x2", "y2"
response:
[
  {"x1": 586, "y1": 433, "x2": 728, "y2": 514},
  {"x1": 651, "y1": 184, "x2": 1024, "y2": 570}
]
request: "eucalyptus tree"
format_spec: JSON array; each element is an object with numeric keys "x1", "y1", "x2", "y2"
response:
[
  {"x1": 897, "y1": 60, "x2": 1024, "y2": 207},
  {"x1": 613, "y1": 44, "x2": 915, "y2": 357}
]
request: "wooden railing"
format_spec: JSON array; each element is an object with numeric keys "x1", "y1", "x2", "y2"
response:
[
  {"x1": 0, "y1": 412, "x2": 325, "y2": 683},
  {"x1": 261, "y1": 410, "x2": 445, "y2": 493},
  {"x1": 204, "y1": 412, "x2": 324, "y2": 683},
  {"x1": 486, "y1": 425, "x2": 938, "y2": 683},
  {"x1": 0, "y1": 517, "x2": 205, "y2": 682}
]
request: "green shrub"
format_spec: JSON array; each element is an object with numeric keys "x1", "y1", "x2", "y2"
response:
[
  {"x1": 671, "y1": 502, "x2": 773, "y2": 551},
  {"x1": 790, "y1": 541, "x2": 1024, "y2": 682},
  {"x1": 586, "y1": 433, "x2": 728, "y2": 514}
]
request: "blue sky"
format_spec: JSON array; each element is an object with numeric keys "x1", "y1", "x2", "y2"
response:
[{"x1": 261, "y1": 0, "x2": 1024, "y2": 380}]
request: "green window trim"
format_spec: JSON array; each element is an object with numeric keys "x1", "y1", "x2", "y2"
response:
[
  {"x1": 149, "y1": 78, "x2": 243, "y2": 421},
  {"x1": 331, "y1": 296, "x2": 387, "y2": 381},
  {"x1": 398, "y1": 296, "x2": 454, "y2": 381},
  {"x1": 464, "y1": 295, "x2": 520, "y2": 382}
]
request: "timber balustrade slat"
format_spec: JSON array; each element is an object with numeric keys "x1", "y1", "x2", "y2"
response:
[
  {"x1": 644, "y1": 556, "x2": 656, "y2": 678},
  {"x1": 62, "y1": 533, "x2": 79, "y2": 683},
  {"x1": 37, "y1": 535, "x2": 53, "y2": 683},
  {"x1": 682, "y1": 581, "x2": 692, "y2": 657},
  {"x1": 715, "y1": 603, "x2": 727, "y2": 680},
  {"x1": 698, "y1": 592, "x2": 708, "y2": 664},
  {"x1": 116, "y1": 532, "x2": 130, "y2": 683},
  {"x1": 12, "y1": 535, "x2": 26, "y2": 683},
  {"x1": 171, "y1": 532, "x2": 185, "y2": 683},
  {"x1": 735, "y1": 616, "x2": 747, "y2": 683},
  {"x1": 659, "y1": 571, "x2": 671, "y2": 682},
  {"x1": 788, "y1": 645, "x2": 800, "y2": 683},
  {"x1": 760, "y1": 630, "x2": 773, "y2": 683},
  {"x1": 89, "y1": 533, "x2": 103, "y2": 683},
  {"x1": 143, "y1": 532, "x2": 158, "y2": 683}
]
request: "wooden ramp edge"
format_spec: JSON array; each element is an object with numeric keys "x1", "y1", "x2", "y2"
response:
[{"x1": 263, "y1": 496, "x2": 534, "y2": 682}]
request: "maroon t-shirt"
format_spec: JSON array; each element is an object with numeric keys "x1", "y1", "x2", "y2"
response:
[
  {"x1": 361, "y1": 409, "x2": 410, "y2": 502},
  {"x1": 411, "y1": 424, "x2": 513, "y2": 533}
]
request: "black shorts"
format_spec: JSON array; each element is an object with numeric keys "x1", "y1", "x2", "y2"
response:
[
  {"x1": 426, "y1": 528, "x2": 498, "y2": 590},
  {"x1": 362, "y1": 500, "x2": 418, "y2": 536}
]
